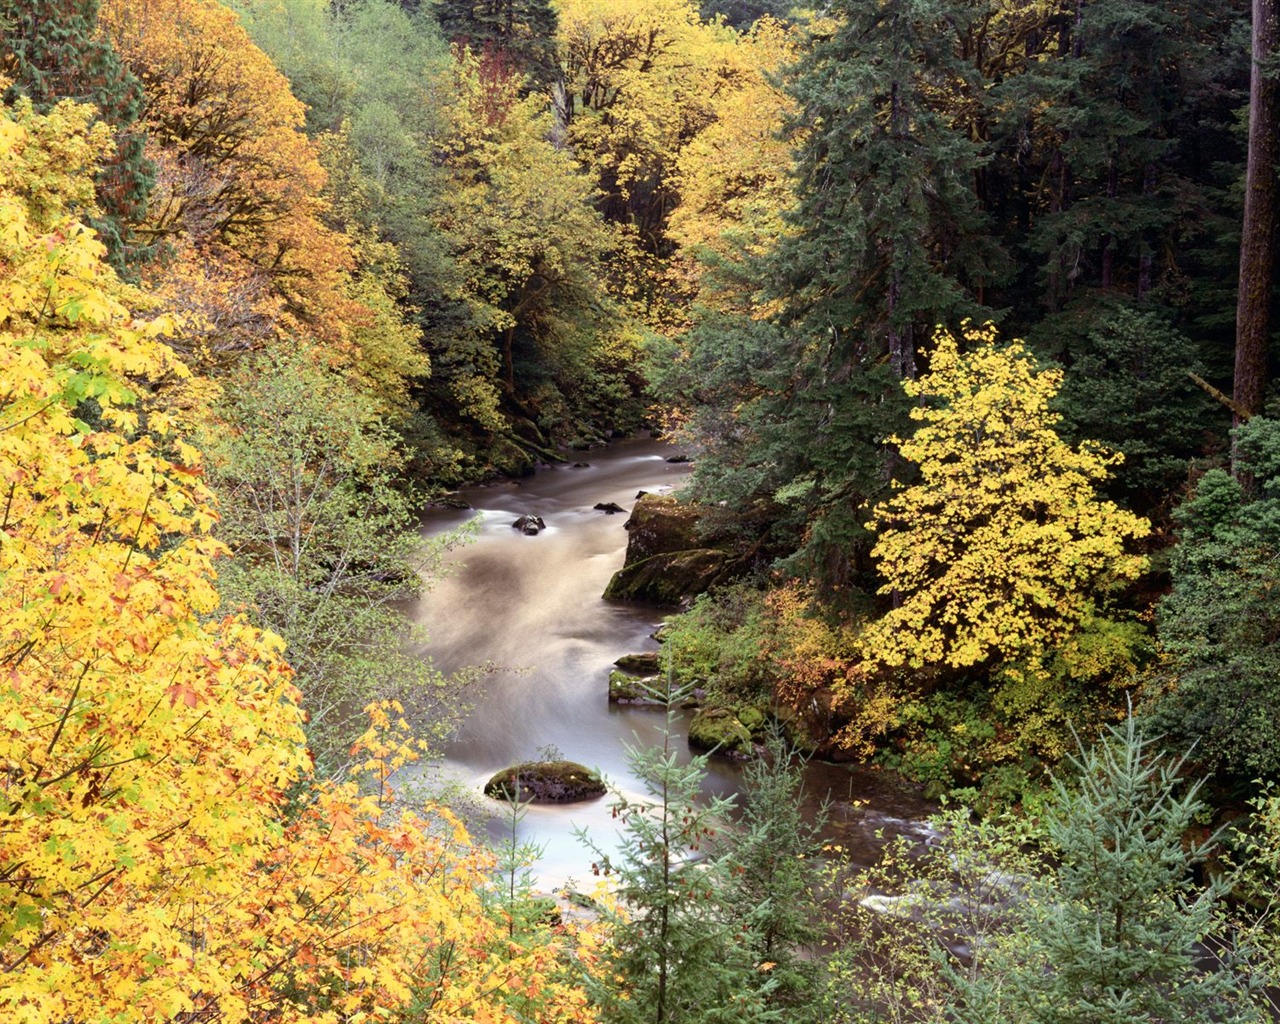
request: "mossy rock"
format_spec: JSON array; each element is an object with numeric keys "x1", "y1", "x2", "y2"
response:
[
  {"x1": 736, "y1": 705, "x2": 767, "y2": 735},
  {"x1": 609, "y1": 670, "x2": 661, "y2": 703},
  {"x1": 620, "y1": 494, "x2": 706, "y2": 562},
  {"x1": 687, "y1": 708, "x2": 753, "y2": 756},
  {"x1": 604, "y1": 548, "x2": 728, "y2": 606},
  {"x1": 484, "y1": 761, "x2": 606, "y2": 803},
  {"x1": 615, "y1": 652, "x2": 661, "y2": 673},
  {"x1": 489, "y1": 438, "x2": 536, "y2": 477}
]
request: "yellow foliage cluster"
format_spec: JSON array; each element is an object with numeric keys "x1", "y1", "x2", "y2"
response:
[
  {"x1": 96, "y1": 0, "x2": 427, "y2": 409},
  {"x1": 667, "y1": 16, "x2": 799, "y2": 309},
  {"x1": 432, "y1": 44, "x2": 620, "y2": 423},
  {"x1": 0, "y1": 95, "x2": 599, "y2": 1024},
  {"x1": 861, "y1": 323, "x2": 1150, "y2": 677}
]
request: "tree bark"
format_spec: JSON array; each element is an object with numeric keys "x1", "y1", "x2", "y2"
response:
[{"x1": 1233, "y1": 0, "x2": 1279, "y2": 433}]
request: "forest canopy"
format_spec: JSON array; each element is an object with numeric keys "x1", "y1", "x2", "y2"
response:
[{"x1": 1, "y1": 0, "x2": 1278, "y2": 1019}]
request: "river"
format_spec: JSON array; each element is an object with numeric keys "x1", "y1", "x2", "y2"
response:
[{"x1": 405, "y1": 436, "x2": 935, "y2": 887}]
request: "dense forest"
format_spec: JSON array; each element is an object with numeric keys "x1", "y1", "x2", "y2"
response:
[{"x1": 2, "y1": 0, "x2": 1279, "y2": 1020}]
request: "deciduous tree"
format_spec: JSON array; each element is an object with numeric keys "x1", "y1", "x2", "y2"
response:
[{"x1": 862, "y1": 324, "x2": 1149, "y2": 676}]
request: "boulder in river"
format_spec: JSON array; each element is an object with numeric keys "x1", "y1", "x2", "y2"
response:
[
  {"x1": 484, "y1": 760, "x2": 606, "y2": 803},
  {"x1": 687, "y1": 707, "x2": 753, "y2": 757},
  {"x1": 609, "y1": 670, "x2": 662, "y2": 703},
  {"x1": 605, "y1": 548, "x2": 728, "y2": 605},
  {"x1": 594, "y1": 501, "x2": 627, "y2": 514},
  {"x1": 614, "y1": 651, "x2": 661, "y2": 673},
  {"x1": 512, "y1": 514, "x2": 546, "y2": 535},
  {"x1": 603, "y1": 494, "x2": 731, "y2": 606}
]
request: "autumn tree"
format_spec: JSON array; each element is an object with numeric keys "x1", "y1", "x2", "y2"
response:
[
  {"x1": 99, "y1": 0, "x2": 428, "y2": 409},
  {"x1": 0, "y1": 0, "x2": 153, "y2": 270},
  {"x1": 0, "y1": 91, "x2": 604, "y2": 1024},
  {"x1": 0, "y1": 91, "x2": 306, "y2": 1020},
  {"x1": 557, "y1": 0, "x2": 741, "y2": 257},
  {"x1": 861, "y1": 324, "x2": 1150, "y2": 677},
  {"x1": 664, "y1": 14, "x2": 797, "y2": 308},
  {"x1": 200, "y1": 347, "x2": 468, "y2": 772},
  {"x1": 428, "y1": 45, "x2": 635, "y2": 452}
]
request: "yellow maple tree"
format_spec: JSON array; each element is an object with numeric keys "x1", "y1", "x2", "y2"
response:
[
  {"x1": 860, "y1": 323, "x2": 1150, "y2": 676},
  {"x1": 0, "y1": 92, "x2": 601, "y2": 1024},
  {"x1": 556, "y1": 0, "x2": 742, "y2": 253},
  {"x1": 0, "y1": 92, "x2": 308, "y2": 1020},
  {"x1": 666, "y1": 16, "x2": 799, "y2": 310}
]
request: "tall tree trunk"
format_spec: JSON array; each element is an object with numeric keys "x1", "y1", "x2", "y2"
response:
[
  {"x1": 1234, "y1": 0, "x2": 1279, "y2": 434},
  {"x1": 1137, "y1": 162, "x2": 1157, "y2": 297}
]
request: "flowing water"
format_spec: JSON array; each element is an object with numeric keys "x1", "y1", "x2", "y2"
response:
[{"x1": 404, "y1": 436, "x2": 934, "y2": 887}]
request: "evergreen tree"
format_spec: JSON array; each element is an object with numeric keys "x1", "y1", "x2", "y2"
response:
[
  {"x1": 0, "y1": 0, "x2": 153, "y2": 271},
  {"x1": 952, "y1": 719, "x2": 1263, "y2": 1024},
  {"x1": 721, "y1": 729, "x2": 825, "y2": 1018},
  {"x1": 432, "y1": 0, "x2": 560, "y2": 91},
  {"x1": 681, "y1": 0, "x2": 1004, "y2": 592},
  {"x1": 579, "y1": 681, "x2": 778, "y2": 1024},
  {"x1": 1151, "y1": 416, "x2": 1280, "y2": 781},
  {"x1": 1233, "y1": 0, "x2": 1280, "y2": 425}
]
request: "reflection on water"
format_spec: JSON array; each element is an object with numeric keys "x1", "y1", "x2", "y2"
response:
[{"x1": 402, "y1": 436, "x2": 931, "y2": 887}]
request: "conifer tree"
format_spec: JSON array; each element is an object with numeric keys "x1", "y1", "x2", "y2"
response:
[
  {"x1": 952, "y1": 720, "x2": 1264, "y2": 1024},
  {"x1": 433, "y1": 0, "x2": 560, "y2": 91},
  {"x1": 683, "y1": 0, "x2": 1005, "y2": 591},
  {"x1": 579, "y1": 680, "x2": 777, "y2": 1024},
  {"x1": 1153, "y1": 416, "x2": 1280, "y2": 780},
  {"x1": 721, "y1": 729, "x2": 825, "y2": 1018},
  {"x1": 0, "y1": 0, "x2": 153, "y2": 270},
  {"x1": 1234, "y1": 0, "x2": 1279, "y2": 424}
]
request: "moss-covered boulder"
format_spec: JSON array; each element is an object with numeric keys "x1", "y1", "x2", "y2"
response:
[
  {"x1": 484, "y1": 761, "x2": 606, "y2": 803},
  {"x1": 604, "y1": 548, "x2": 728, "y2": 605},
  {"x1": 609, "y1": 670, "x2": 661, "y2": 703},
  {"x1": 687, "y1": 708, "x2": 753, "y2": 756},
  {"x1": 614, "y1": 651, "x2": 661, "y2": 674},
  {"x1": 619, "y1": 494, "x2": 703, "y2": 561},
  {"x1": 604, "y1": 495, "x2": 733, "y2": 606},
  {"x1": 736, "y1": 705, "x2": 768, "y2": 736}
]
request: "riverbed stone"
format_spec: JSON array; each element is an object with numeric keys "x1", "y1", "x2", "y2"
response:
[
  {"x1": 483, "y1": 761, "x2": 606, "y2": 803},
  {"x1": 512, "y1": 514, "x2": 545, "y2": 534},
  {"x1": 687, "y1": 708, "x2": 753, "y2": 756},
  {"x1": 614, "y1": 652, "x2": 661, "y2": 673},
  {"x1": 609, "y1": 670, "x2": 661, "y2": 703},
  {"x1": 594, "y1": 502, "x2": 627, "y2": 514}
]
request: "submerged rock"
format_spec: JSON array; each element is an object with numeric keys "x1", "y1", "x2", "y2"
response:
[
  {"x1": 483, "y1": 760, "x2": 606, "y2": 803},
  {"x1": 512, "y1": 514, "x2": 546, "y2": 535}
]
